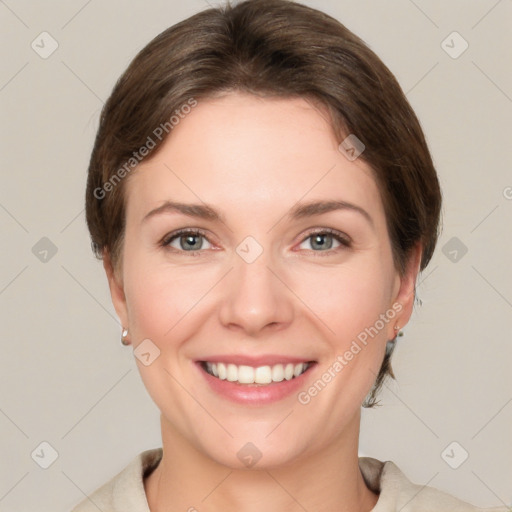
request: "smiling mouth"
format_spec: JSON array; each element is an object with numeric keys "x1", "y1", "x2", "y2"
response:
[{"x1": 200, "y1": 361, "x2": 315, "y2": 385}]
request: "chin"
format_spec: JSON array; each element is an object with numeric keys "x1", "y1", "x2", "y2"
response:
[{"x1": 205, "y1": 440, "x2": 306, "y2": 471}]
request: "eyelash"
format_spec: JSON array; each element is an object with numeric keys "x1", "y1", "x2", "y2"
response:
[{"x1": 160, "y1": 228, "x2": 351, "y2": 257}]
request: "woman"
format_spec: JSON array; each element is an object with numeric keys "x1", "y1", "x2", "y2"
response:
[{"x1": 72, "y1": 0, "x2": 508, "y2": 510}]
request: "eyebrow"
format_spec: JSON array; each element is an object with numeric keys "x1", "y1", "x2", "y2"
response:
[
  {"x1": 142, "y1": 199, "x2": 373, "y2": 227},
  {"x1": 142, "y1": 201, "x2": 223, "y2": 224},
  {"x1": 288, "y1": 200, "x2": 373, "y2": 226}
]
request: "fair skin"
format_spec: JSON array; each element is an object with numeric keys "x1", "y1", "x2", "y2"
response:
[{"x1": 104, "y1": 92, "x2": 421, "y2": 512}]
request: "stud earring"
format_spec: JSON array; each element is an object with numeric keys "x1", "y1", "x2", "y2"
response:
[
  {"x1": 121, "y1": 328, "x2": 130, "y2": 346},
  {"x1": 394, "y1": 325, "x2": 404, "y2": 338},
  {"x1": 386, "y1": 325, "x2": 402, "y2": 356}
]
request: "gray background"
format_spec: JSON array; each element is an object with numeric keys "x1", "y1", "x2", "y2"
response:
[{"x1": 1, "y1": 0, "x2": 511, "y2": 510}]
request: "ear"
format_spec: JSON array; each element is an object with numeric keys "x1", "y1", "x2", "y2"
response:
[
  {"x1": 387, "y1": 243, "x2": 422, "y2": 340},
  {"x1": 103, "y1": 251, "x2": 129, "y2": 329}
]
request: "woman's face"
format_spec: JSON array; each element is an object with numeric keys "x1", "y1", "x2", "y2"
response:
[{"x1": 106, "y1": 92, "x2": 419, "y2": 469}]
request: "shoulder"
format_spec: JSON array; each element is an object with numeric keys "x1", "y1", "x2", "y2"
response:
[
  {"x1": 70, "y1": 448, "x2": 163, "y2": 512},
  {"x1": 358, "y1": 456, "x2": 509, "y2": 512}
]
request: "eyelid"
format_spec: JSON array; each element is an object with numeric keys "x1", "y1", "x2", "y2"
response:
[
  {"x1": 161, "y1": 227, "x2": 211, "y2": 244},
  {"x1": 295, "y1": 227, "x2": 352, "y2": 255},
  {"x1": 299, "y1": 227, "x2": 351, "y2": 246}
]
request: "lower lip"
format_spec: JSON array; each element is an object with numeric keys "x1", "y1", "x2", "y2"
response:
[{"x1": 196, "y1": 362, "x2": 316, "y2": 405}]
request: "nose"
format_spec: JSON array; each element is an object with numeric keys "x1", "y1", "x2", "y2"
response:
[{"x1": 218, "y1": 247, "x2": 294, "y2": 337}]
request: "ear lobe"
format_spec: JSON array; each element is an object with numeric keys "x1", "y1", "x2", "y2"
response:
[
  {"x1": 103, "y1": 251, "x2": 129, "y2": 328},
  {"x1": 389, "y1": 243, "x2": 422, "y2": 339}
]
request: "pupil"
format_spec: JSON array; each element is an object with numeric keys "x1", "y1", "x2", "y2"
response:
[
  {"x1": 312, "y1": 234, "x2": 332, "y2": 250},
  {"x1": 183, "y1": 235, "x2": 200, "y2": 250}
]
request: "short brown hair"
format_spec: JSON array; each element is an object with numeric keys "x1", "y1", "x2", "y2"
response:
[{"x1": 85, "y1": 0, "x2": 442, "y2": 407}]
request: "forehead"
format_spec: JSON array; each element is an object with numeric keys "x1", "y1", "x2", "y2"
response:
[{"x1": 124, "y1": 92, "x2": 385, "y2": 227}]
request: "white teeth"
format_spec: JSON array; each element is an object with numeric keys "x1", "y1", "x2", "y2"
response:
[
  {"x1": 226, "y1": 364, "x2": 238, "y2": 382},
  {"x1": 217, "y1": 362, "x2": 227, "y2": 380},
  {"x1": 254, "y1": 366, "x2": 272, "y2": 384},
  {"x1": 204, "y1": 361, "x2": 309, "y2": 384},
  {"x1": 271, "y1": 364, "x2": 284, "y2": 382},
  {"x1": 238, "y1": 365, "x2": 255, "y2": 384}
]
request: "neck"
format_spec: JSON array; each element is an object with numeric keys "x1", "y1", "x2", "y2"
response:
[{"x1": 144, "y1": 412, "x2": 378, "y2": 512}]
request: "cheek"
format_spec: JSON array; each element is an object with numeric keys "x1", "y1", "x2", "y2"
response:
[
  {"x1": 291, "y1": 257, "x2": 393, "y2": 343},
  {"x1": 121, "y1": 255, "x2": 214, "y2": 418},
  {"x1": 124, "y1": 257, "x2": 211, "y2": 342},
  {"x1": 291, "y1": 265, "x2": 393, "y2": 416}
]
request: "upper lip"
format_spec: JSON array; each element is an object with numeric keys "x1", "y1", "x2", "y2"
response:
[{"x1": 198, "y1": 355, "x2": 315, "y2": 367}]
